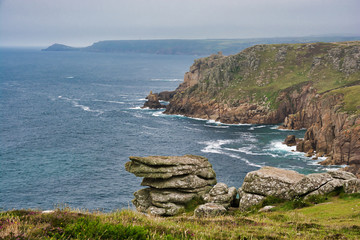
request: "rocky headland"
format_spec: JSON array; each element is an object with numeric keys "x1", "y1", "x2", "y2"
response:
[{"x1": 145, "y1": 41, "x2": 360, "y2": 177}]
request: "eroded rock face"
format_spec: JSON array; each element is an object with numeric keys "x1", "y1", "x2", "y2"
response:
[{"x1": 125, "y1": 155, "x2": 216, "y2": 216}]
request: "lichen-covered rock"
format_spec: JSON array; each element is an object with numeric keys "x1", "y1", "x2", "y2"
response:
[
  {"x1": 149, "y1": 189, "x2": 196, "y2": 204},
  {"x1": 126, "y1": 155, "x2": 216, "y2": 179},
  {"x1": 141, "y1": 174, "x2": 217, "y2": 189},
  {"x1": 327, "y1": 170, "x2": 357, "y2": 180},
  {"x1": 343, "y1": 179, "x2": 360, "y2": 193},
  {"x1": 239, "y1": 191, "x2": 265, "y2": 211},
  {"x1": 126, "y1": 155, "x2": 217, "y2": 216},
  {"x1": 202, "y1": 183, "x2": 237, "y2": 208},
  {"x1": 304, "y1": 179, "x2": 344, "y2": 198},
  {"x1": 291, "y1": 173, "x2": 333, "y2": 197},
  {"x1": 241, "y1": 166, "x2": 304, "y2": 199},
  {"x1": 194, "y1": 203, "x2": 227, "y2": 218}
]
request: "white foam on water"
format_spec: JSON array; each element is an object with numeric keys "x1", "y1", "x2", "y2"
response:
[
  {"x1": 137, "y1": 98, "x2": 147, "y2": 101},
  {"x1": 204, "y1": 124, "x2": 229, "y2": 129},
  {"x1": 200, "y1": 139, "x2": 235, "y2": 154},
  {"x1": 269, "y1": 140, "x2": 297, "y2": 152},
  {"x1": 128, "y1": 106, "x2": 143, "y2": 110},
  {"x1": 150, "y1": 78, "x2": 183, "y2": 82},
  {"x1": 199, "y1": 139, "x2": 262, "y2": 168},
  {"x1": 65, "y1": 76, "x2": 74, "y2": 79},
  {"x1": 224, "y1": 146, "x2": 279, "y2": 158},
  {"x1": 92, "y1": 99, "x2": 125, "y2": 104},
  {"x1": 152, "y1": 111, "x2": 165, "y2": 117},
  {"x1": 58, "y1": 96, "x2": 103, "y2": 114},
  {"x1": 224, "y1": 152, "x2": 263, "y2": 168},
  {"x1": 249, "y1": 125, "x2": 266, "y2": 130}
]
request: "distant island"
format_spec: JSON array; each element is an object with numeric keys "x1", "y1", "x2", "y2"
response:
[{"x1": 42, "y1": 36, "x2": 360, "y2": 55}]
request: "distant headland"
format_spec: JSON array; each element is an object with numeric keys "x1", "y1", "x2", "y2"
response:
[{"x1": 42, "y1": 36, "x2": 360, "y2": 55}]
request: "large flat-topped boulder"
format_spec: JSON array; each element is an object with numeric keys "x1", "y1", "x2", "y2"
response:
[
  {"x1": 238, "y1": 168, "x2": 359, "y2": 211},
  {"x1": 241, "y1": 166, "x2": 304, "y2": 199},
  {"x1": 125, "y1": 155, "x2": 217, "y2": 216},
  {"x1": 126, "y1": 155, "x2": 216, "y2": 179},
  {"x1": 129, "y1": 155, "x2": 212, "y2": 166}
]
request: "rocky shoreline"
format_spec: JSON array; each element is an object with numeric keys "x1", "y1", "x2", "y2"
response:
[{"x1": 143, "y1": 41, "x2": 360, "y2": 177}]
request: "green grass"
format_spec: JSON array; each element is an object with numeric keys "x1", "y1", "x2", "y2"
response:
[
  {"x1": 186, "y1": 41, "x2": 360, "y2": 113},
  {"x1": 1, "y1": 194, "x2": 359, "y2": 239},
  {"x1": 326, "y1": 85, "x2": 360, "y2": 114}
]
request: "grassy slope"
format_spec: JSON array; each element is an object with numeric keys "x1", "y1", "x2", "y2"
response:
[
  {"x1": 1, "y1": 194, "x2": 359, "y2": 239},
  {"x1": 188, "y1": 42, "x2": 360, "y2": 113}
]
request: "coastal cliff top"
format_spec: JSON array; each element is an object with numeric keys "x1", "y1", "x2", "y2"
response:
[{"x1": 174, "y1": 41, "x2": 360, "y2": 113}]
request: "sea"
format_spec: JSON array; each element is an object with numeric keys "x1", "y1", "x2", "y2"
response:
[{"x1": 0, "y1": 48, "x2": 343, "y2": 211}]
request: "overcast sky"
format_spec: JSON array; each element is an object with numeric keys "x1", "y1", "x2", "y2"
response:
[{"x1": 0, "y1": 0, "x2": 359, "y2": 47}]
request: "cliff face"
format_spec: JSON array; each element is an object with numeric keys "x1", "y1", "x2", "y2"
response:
[{"x1": 165, "y1": 41, "x2": 360, "y2": 177}]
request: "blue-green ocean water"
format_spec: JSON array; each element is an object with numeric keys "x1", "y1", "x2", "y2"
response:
[{"x1": 0, "y1": 48, "x2": 342, "y2": 211}]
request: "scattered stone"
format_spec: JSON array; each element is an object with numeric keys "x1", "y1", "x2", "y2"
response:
[
  {"x1": 202, "y1": 183, "x2": 237, "y2": 208},
  {"x1": 42, "y1": 210, "x2": 55, "y2": 214},
  {"x1": 194, "y1": 203, "x2": 227, "y2": 218},
  {"x1": 258, "y1": 206, "x2": 275, "y2": 212}
]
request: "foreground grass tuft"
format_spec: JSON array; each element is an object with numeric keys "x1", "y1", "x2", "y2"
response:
[{"x1": 1, "y1": 194, "x2": 359, "y2": 239}]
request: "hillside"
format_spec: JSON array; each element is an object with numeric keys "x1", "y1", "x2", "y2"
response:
[
  {"x1": 42, "y1": 36, "x2": 360, "y2": 55},
  {"x1": 164, "y1": 41, "x2": 360, "y2": 176}
]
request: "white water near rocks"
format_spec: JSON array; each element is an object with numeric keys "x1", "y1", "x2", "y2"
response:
[{"x1": 0, "y1": 48, "x2": 343, "y2": 211}]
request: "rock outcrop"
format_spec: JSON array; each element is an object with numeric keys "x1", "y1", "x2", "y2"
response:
[
  {"x1": 238, "y1": 166, "x2": 359, "y2": 211},
  {"x1": 194, "y1": 203, "x2": 227, "y2": 218},
  {"x1": 160, "y1": 42, "x2": 360, "y2": 177},
  {"x1": 125, "y1": 155, "x2": 217, "y2": 216},
  {"x1": 142, "y1": 91, "x2": 166, "y2": 109},
  {"x1": 202, "y1": 183, "x2": 237, "y2": 208}
]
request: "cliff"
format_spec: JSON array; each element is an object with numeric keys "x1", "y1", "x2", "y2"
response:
[{"x1": 164, "y1": 41, "x2": 360, "y2": 176}]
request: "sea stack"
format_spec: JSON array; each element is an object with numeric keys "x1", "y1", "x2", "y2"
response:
[{"x1": 125, "y1": 155, "x2": 217, "y2": 216}]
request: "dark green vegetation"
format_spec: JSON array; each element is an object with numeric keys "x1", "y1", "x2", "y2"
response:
[
  {"x1": 1, "y1": 193, "x2": 359, "y2": 239},
  {"x1": 42, "y1": 36, "x2": 360, "y2": 55}
]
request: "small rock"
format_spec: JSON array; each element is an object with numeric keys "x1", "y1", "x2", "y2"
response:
[
  {"x1": 258, "y1": 206, "x2": 275, "y2": 212},
  {"x1": 202, "y1": 183, "x2": 237, "y2": 208},
  {"x1": 194, "y1": 203, "x2": 227, "y2": 218},
  {"x1": 284, "y1": 135, "x2": 296, "y2": 146},
  {"x1": 239, "y1": 192, "x2": 265, "y2": 211}
]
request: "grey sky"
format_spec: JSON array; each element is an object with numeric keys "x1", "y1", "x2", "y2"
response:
[{"x1": 0, "y1": 0, "x2": 359, "y2": 47}]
